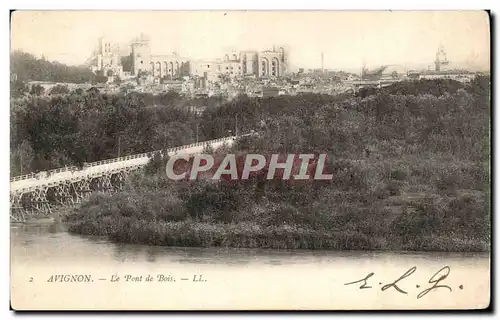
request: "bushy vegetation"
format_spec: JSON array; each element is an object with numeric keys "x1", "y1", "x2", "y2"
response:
[
  {"x1": 10, "y1": 86, "x2": 230, "y2": 176},
  {"x1": 63, "y1": 76, "x2": 490, "y2": 252},
  {"x1": 11, "y1": 51, "x2": 94, "y2": 85}
]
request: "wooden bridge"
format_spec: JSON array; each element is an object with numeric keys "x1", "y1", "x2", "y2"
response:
[{"x1": 10, "y1": 134, "x2": 248, "y2": 222}]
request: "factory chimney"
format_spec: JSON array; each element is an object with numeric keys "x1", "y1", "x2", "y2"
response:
[{"x1": 321, "y1": 52, "x2": 324, "y2": 73}]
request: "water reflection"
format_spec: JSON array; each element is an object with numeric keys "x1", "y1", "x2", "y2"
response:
[
  {"x1": 112, "y1": 243, "x2": 145, "y2": 262},
  {"x1": 47, "y1": 222, "x2": 64, "y2": 234}
]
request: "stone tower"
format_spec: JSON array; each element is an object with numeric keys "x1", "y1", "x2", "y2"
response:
[
  {"x1": 99, "y1": 37, "x2": 112, "y2": 55},
  {"x1": 91, "y1": 37, "x2": 122, "y2": 78},
  {"x1": 131, "y1": 33, "x2": 152, "y2": 76},
  {"x1": 434, "y1": 44, "x2": 449, "y2": 72}
]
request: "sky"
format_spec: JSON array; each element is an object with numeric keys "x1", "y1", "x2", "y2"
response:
[{"x1": 10, "y1": 11, "x2": 491, "y2": 71}]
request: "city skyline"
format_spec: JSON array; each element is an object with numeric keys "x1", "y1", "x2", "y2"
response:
[{"x1": 11, "y1": 11, "x2": 490, "y2": 71}]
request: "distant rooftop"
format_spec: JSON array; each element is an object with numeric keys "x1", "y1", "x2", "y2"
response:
[{"x1": 410, "y1": 69, "x2": 475, "y2": 75}]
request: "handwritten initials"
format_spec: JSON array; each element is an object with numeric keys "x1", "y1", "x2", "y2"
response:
[
  {"x1": 417, "y1": 266, "x2": 452, "y2": 299},
  {"x1": 344, "y1": 272, "x2": 375, "y2": 289},
  {"x1": 381, "y1": 266, "x2": 417, "y2": 294}
]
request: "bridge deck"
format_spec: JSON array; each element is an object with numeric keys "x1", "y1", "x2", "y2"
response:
[{"x1": 10, "y1": 135, "x2": 243, "y2": 194}]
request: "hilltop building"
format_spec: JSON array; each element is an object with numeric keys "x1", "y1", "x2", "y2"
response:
[
  {"x1": 130, "y1": 34, "x2": 191, "y2": 80},
  {"x1": 89, "y1": 37, "x2": 124, "y2": 81},
  {"x1": 88, "y1": 34, "x2": 288, "y2": 83},
  {"x1": 407, "y1": 45, "x2": 477, "y2": 83},
  {"x1": 434, "y1": 44, "x2": 450, "y2": 72}
]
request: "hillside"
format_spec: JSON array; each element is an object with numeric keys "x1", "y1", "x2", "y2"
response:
[
  {"x1": 61, "y1": 76, "x2": 491, "y2": 252},
  {"x1": 10, "y1": 50, "x2": 93, "y2": 83}
]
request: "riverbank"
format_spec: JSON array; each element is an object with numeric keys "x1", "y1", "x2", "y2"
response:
[
  {"x1": 64, "y1": 155, "x2": 490, "y2": 252},
  {"x1": 66, "y1": 218, "x2": 489, "y2": 252}
]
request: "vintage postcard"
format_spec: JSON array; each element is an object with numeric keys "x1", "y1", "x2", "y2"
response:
[{"x1": 10, "y1": 10, "x2": 491, "y2": 310}]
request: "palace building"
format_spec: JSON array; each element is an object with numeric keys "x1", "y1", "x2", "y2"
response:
[
  {"x1": 89, "y1": 34, "x2": 288, "y2": 82},
  {"x1": 130, "y1": 34, "x2": 191, "y2": 79}
]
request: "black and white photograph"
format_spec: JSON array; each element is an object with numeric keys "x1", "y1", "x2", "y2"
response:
[{"x1": 9, "y1": 10, "x2": 491, "y2": 310}]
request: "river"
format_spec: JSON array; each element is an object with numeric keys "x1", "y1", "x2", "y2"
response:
[{"x1": 11, "y1": 221, "x2": 490, "y2": 310}]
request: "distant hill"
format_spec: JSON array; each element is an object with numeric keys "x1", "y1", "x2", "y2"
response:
[{"x1": 10, "y1": 50, "x2": 94, "y2": 83}]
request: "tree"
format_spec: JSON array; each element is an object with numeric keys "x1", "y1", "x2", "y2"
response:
[
  {"x1": 30, "y1": 84, "x2": 45, "y2": 96},
  {"x1": 72, "y1": 88, "x2": 84, "y2": 95},
  {"x1": 10, "y1": 80, "x2": 28, "y2": 98},
  {"x1": 11, "y1": 50, "x2": 93, "y2": 83},
  {"x1": 49, "y1": 84, "x2": 69, "y2": 95},
  {"x1": 91, "y1": 74, "x2": 108, "y2": 84},
  {"x1": 11, "y1": 140, "x2": 34, "y2": 176},
  {"x1": 144, "y1": 152, "x2": 170, "y2": 176}
]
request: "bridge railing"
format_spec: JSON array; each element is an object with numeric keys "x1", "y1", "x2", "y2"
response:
[
  {"x1": 47, "y1": 166, "x2": 79, "y2": 175},
  {"x1": 10, "y1": 134, "x2": 249, "y2": 182},
  {"x1": 11, "y1": 165, "x2": 82, "y2": 182},
  {"x1": 10, "y1": 173, "x2": 37, "y2": 182},
  {"x1": 83, "y1": 135, "x2": 237, "y2": 169}
]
